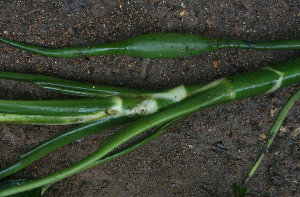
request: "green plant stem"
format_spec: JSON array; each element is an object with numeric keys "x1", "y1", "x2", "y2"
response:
[
  {"x1": 1, "y1": 33, "x2": 300, "y2": 59},
  {"x1": 85, "y1": 115, "x2": 187, "y2": 170},
  {"x1": 2, "y1": 56, "x2": 300, "y2": 196},
  {"x1": 0, "y1": 71, "x2": 154, "y2": 98},
  {"x1": 0, "y1": 116, "x2": 137, "y2": 179},
  {"x1": 0, "y1": 82, "x2": 230, "y2": 196},
  {"x1": 0, "y1": 95, "x2": 177, "y2": 125},
  {"x1": 242, "y1": 87, "x2": 300, "y2": 187},
  {"x1": 0, "y1": 70, "x2": 210, "y2": 100},
  {"x1": 1, "y1": 57, "x2": 300, "y2": 196},
  {"x1": 0, "y1": 116, "x2": 185, "y2": 197}
]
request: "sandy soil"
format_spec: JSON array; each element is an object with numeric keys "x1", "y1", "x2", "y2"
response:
[{"x1": 1, "y1": 0, "x2": 300, "y2": 196}]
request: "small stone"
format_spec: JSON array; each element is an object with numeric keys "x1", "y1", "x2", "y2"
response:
[
  {"x1": 291, "y1": 127, "x2": 300, "y2": 137},
  {"x1": 180, "y1": 11, "x2": 185, "y2": 17},
  {"x1": 213, "y1": 61, "x2": 218, "y2": 68},
  {"x1": 67, "y1": 27, "x2": 75, "y2": 36},
  {"x1": 258, "y1": 133, "x2": 266, "y2": 140},
  {"x1": 270, "y1": 108, "x2": 277, "y2": 117}
]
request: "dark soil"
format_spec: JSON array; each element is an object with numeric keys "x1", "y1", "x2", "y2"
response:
[{"x1": 1, "y1": 0, "x2": 300, "y2": 196}]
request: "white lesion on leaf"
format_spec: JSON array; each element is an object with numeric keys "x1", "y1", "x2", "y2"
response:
[
  {"x1": 123, "y1": 99, "x2": 158, "y2": 116},
  {"x1": 194, "y1": 78, "x2": 225, "y2": 94},
  {"x1": 261, "y1": 66, "x2": 283, "y2": 93},
  {"x1": 150, "y1": 85, "x2": 187, "y2": 102},
  {"x1": 0, "y1": 112, "x2": 107, "y2": 125},
  {"x1": 109, "y1": 96, "x2": 158, "y2": 116},
  {"x1": 107, "y1": 96, "x2": 123, "y2": 114}
]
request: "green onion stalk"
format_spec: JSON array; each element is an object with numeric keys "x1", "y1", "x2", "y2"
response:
[
  {"x1": 1, "y1": 32, "x2": 300, "y2": 59},
  {"x1": 0, "y1": 56, "x2": 300, "y2": 196}
]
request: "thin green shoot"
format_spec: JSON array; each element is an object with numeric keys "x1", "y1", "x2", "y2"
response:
[
  {"x1": 242, "y1": 87, "x2": 300, "y2": 187},
  {"x1": 0, "y1": 117, "x2": 138, "y2": 179},
  {"x1": 0, "y1": 116, "x2": 185, "y2": 196}
]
